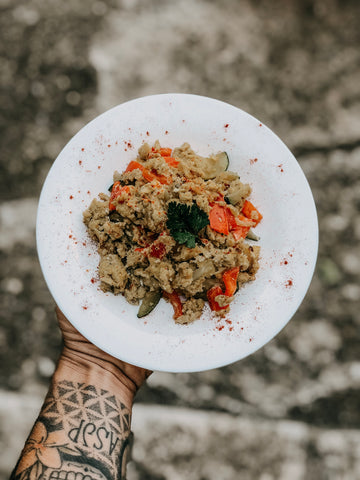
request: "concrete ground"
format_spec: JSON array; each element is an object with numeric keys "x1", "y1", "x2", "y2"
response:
[{"x1": 1, "y1": 0, "x2": 360, "y2": 479}]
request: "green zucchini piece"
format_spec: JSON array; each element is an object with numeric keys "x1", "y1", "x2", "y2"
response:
[
  {"x1": 137, "y1": 289, "x2": 162, "y2": 318},
  {"x1": 215, "y1": 151, "x2": 229, "y2": 171},
  {"x1": 246, "y1": 229, "x2": 260, "y2": 241},
  {"x1": 225, "y1": 188, "x2": 244, "y2": 205},
  {"x1": 202, "y1": 151, "x2": 229, "y2": 179}
]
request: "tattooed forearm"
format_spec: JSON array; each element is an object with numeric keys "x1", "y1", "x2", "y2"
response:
[{"x1": 11, "y1": 380, "x2": 132, "y2": 480}]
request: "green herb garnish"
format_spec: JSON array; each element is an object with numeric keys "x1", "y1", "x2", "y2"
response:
[{"x1": 166, "y1": 201, "x2": 209, "y2": 248}]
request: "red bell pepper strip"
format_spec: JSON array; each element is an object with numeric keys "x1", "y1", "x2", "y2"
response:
[
  {"x1": 163, "y1": 291, "x2": 183, "y2": 319},
  {"x1": 232, "y1": 226, "x2": 250, "y2": 241},
  {"x1": 225, "y1": 207, "x2": 238, "y2": 231},
  {"x1": 207, "y1": 285, "x2": 228, "y2": 312},
  {"x1": 209, "y1": 205, "x2": 229, "y2": 235},
  {"x1": 148, "y1": 147, "x2": 179, "y2": 167},
  {"x1": 126, "y1": 160, "x2": 156, "y2": 181},
  {"x1": 150, "y1": 169, "x2": 171, "y2": 185},
  {"x1": 159, "y1": 147, "x2": 172, "y2": 157},
  {"x1": 125, "y1": 160, "x2": 144, "y2": 173},
  {"x1": 241, "y1": 200, "x2": 263, "y2": 226},
  {"x1": 231, "y1": 214, "x2": 254, "y2": 240},
  {"x1": 148, "y1": 147, "x2": 173, "y2": 158},
  {"x1": 210, "y1": 205, "x2": 255, "y2": 236},
  {"x1": 222, "y1": 267, "x2": 240, "y2": 297},
  {"x1": 141, "y1": 168, "x2": 157, "y2": 183},
  {"x1": 164, "y1": 157, "x2": 179, "y2": 167},
  {"x1": 125, "y1": 160, "x2": 170, "y2": 185}
]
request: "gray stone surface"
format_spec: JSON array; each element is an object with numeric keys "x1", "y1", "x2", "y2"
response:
[{"x1": 1, "y1": 0, "x2": 360, "y2": 479}]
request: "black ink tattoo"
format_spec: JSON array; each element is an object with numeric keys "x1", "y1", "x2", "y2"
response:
[{"x1": 10, "y1": 381, "x2": 132, "y2": 480}]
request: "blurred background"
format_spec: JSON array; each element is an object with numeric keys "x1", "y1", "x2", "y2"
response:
[{"x1": 1, "y1": 0, "x2": 360, "y2": 478}]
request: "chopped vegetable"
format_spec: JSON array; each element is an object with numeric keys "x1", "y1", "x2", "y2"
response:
[
  {"x1": 137, "y1": 289, "x2": 162, "y2": 318},
  {"x1": 209, "y1": 205, "x2": 229, "y2": 235},
  {"x1": 232, "y1": 226, "x2": 251, "y2": 241},
  {"x1": 167, "y1": 201, "x2": 209, "y2": 248},
  {"x1": 223, "y1": 267, "x2": 240, "y2": 296},
  {"x1": 210, "y1": 205, "x2": 257, "y2": 240},
  {"x1": 150, "y1": 242, "x2": 166, "y2": 259},
  {"x1": 149, "y1": 147, "x2": 173, "y2": 158},
  {"x1": 125, "y1": 160, "x2": 144, "y2": 173},
  {"x1": 207, "y1": 268, "x2": 239, "y2": 312},
  {"x1": 109, "y1": 182, "x2": 130, "y2": 211},
  {"x1": 149, "y1": 147, "x2": 180, "y2": 168},
  {"x1": 159, "y1": 147, "x2": 172, "y2": 157},
  {"x1": 163, "y1": 291, "x2": 183, "y2": 318},
  {"x1": 237, "y1": 214, "x2": 255, "y2": 226},
  {"x1": 241, "y1": 200, "x2": 263, "y2": 226},
  {"x1": 225, "y1": 207, "x2": 238, "y2": 231},
  {"x1": 225, "y1": 189, "x2": 243, "y2": 205},
  {"x1": 231, "y1": 214, "x2": 254, "y2": 240},
  {"x1": 150, "y1": 169, "x2": 171, "y2": 185},
  {"x1": 141, "y1": 168, "x2": 157, "y2": 183},
  {"x1": 125, "y1": 160, "x2": 170, "y2": 185},
  {"x1": 207, "y1": 286, "x2": 228, "y2": 312},
  {"x1": 202, "y1": 151, "x2": 229, "y2": 179},
  {"x1": 215, "y1": 151, "x2": 230, "y2": 171},
  {"x1": 246, "y1": 229, "x2": 260, "y2": 241},
  {"x1": 164, "y1": 157, "x2": 179, "y2": 167}
]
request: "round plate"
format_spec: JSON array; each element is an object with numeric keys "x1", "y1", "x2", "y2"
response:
[{"x1": 36, "y1": 94, "x2": 318, "y2": 372}]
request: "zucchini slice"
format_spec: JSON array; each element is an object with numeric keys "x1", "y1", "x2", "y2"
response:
[
  {"x1": 215, "y1": 151, "x2": 229, "y2": 171},
  {"x1": 202, "y1": 151, "x2": 229, "y2": 179},
  {"x1": 137, "y1": 289, "x2": 162, "y2": 318},
  {"x1": 225, "y1": 188, "x2": 244, "y2": 205}
]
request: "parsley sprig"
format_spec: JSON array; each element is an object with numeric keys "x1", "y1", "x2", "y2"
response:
[{"x1": 166, "y1": 201, "x2": 209, "y2": 248}]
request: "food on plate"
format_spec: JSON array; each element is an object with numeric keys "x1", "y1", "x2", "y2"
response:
[{"x1": 83, "y1": 141, "x2": 262, "y2": 324}]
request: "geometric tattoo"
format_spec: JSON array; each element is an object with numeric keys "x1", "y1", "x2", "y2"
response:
[{"x1": 10, "y1": 381, "x2": 132, "y2": 480}]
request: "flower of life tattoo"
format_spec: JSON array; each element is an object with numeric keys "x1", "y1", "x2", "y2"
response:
[{"x1": 11, "y1": 381, "x2": 132, "y2": 480}]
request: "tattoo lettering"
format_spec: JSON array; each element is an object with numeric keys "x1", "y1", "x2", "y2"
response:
[
  {"x1": 11, "y1": 381, "x2": 132, "y2": 480},
  {"x1": 68, "y1": 420, "x2": 122, "y2": 455}
]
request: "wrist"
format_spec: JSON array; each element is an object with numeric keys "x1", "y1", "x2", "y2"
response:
[
  {"x1": 14, "y1": 353, "x2": 135, "y2": 480},
  {"x1": 57, "y1": 347, "x2": 137, "y2": 407}
]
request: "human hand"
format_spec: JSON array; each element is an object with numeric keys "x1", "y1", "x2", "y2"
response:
[
  {"x1": 12, "y1": 308, "x2": 151, "y2": 480},
  {"x1": 56, "y1": 307, "x2": 152, "y2": 398}
]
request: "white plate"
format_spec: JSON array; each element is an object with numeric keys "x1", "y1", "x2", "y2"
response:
[{"x1": 36, "y1": 94, "x2": 318, "y2": 372}]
